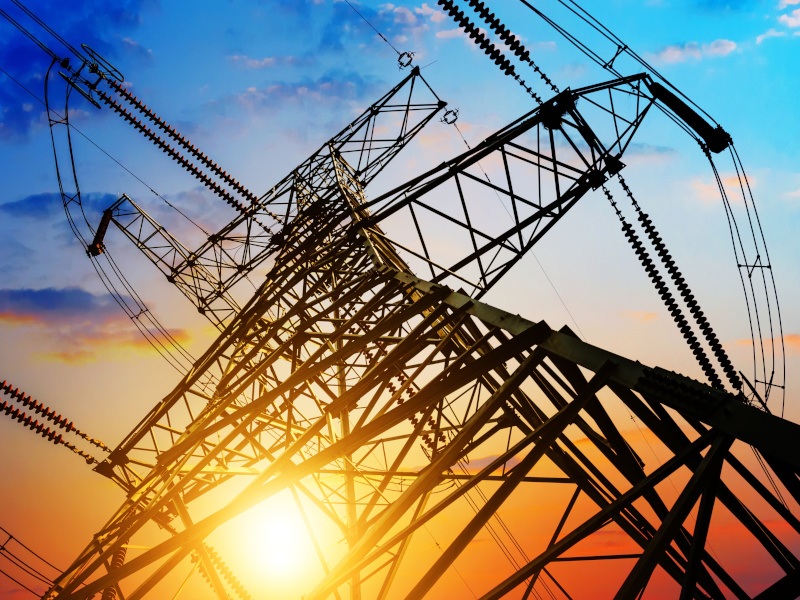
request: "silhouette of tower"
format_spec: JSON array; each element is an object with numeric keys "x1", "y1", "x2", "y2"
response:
[{"x1": 2, "y1": 1, "x2": 796, "y2": 598}]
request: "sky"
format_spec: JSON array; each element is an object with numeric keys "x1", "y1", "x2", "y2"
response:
[{"x1": 0, "y1": 0, "x2": 799, "y2": 598}]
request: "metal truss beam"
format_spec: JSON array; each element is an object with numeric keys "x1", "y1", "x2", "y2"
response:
[
  {"x1": 104, "y1": 68, "x2": 445, "y2": 325},
  {"x1": 46, "y1": 183, "x2": 800, "y2": 599}
]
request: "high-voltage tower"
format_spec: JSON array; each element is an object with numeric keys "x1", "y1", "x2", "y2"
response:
[{"x1": 1, "y1": 0, "x2": 797, "y2": 598}]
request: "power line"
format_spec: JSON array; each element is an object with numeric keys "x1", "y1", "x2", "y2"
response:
[{"x1": 343, "y1": 0, "x2": 401, "y2": 56}]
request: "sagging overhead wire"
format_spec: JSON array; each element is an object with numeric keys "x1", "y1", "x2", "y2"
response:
[
  {"x1": 343, "y1": 0, "x2": 415, "y2": 68},
  {"x1": 0, "y1": 74, "x2": 199, "y2": 376},
  {"x1": 0, "y1": 6, "x2": 60, "y2": 61},
  {"x1": 0, "y1": 2, "x2": 237, "y2": 377},
  {"x1": 476, "y1": 0, "x2": 784, "y2": 408},
  {"x1": 0, "y1": 525, "x2": 61, "y2": 597},
  {"x1": 10, "y1": 0, "x2": 86, "y2": 61}
]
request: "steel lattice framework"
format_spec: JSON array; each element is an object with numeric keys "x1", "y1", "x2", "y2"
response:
[
  {"x1": 0, "y1": 0, "x2": 789, "y2": 598},
  {"x1": 40, "y1": 72, "x2": 800, "y2": 598}
]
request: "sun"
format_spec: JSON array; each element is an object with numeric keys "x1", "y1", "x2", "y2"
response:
[
  {"x1": 213, "y1": 489, "x2": 335, "y2": 598},
  {"x1": 243, "y1": 504, "x2": 309, "y2": 576}
]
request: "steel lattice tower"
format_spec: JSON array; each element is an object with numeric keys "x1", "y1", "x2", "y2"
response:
[
  {"x1": 38, "y1": 68, "x2": 800, "y2": 599},
  {"x1": 0, "y1": 1, "x2": 796, "y2": 598}
]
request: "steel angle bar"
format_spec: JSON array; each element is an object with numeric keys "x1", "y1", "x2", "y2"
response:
[
  {"x1": 480, "y1": 429, "x2": 719, "y2": 599},
  {"x1": 614, "y1": 434, "x2": 733, "y2": 600},
  {"x1": 308, "y1": 338, "x2": 567, "y2": 599},
  {"x1": 405, "y1": 360, "x2": 619, "y2": 599}
]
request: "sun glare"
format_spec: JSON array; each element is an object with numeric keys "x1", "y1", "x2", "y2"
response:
[
  {"x1": 213, "y1": 490, "x2": 336, "y2": 598},
  {"x1": 245, "y1": 508, "x2": 308, "y2": 575}
]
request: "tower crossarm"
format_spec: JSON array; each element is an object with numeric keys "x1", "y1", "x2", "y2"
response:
[
  {"x1": 103, "y1": 194, "x2": 242, "y2": 326},
  {"x1": 101, "y1": 68, "x2": 445, "y2": 328},
  {"x1": 360, "y1": 74, "x2": 653, "y2": 297}
]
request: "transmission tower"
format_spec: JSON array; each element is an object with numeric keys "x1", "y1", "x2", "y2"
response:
[{"x1": 1, "y1": 1, "x2": 797, "y2": 598}]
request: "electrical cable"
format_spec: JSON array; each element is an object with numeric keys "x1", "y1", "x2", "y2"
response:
[
  {"x1": 436, "y1": 0, "x2": 549, "y2": 104},
  {"x1": 1, "y1": 549, "x2": 54, "y2": 587},
  {"x1": 0, "y1": 58, "x2": 214, "y2": 239},
  {"x1": 10, "y1": 0, "x2": 86, "y2": 61},
  {"x1": 0, "y1": 6, "x2": 60, "y2": 61},
  {"x1": 343, "y1": 0, "x2": 401, "y2": 56},
  {"x1": 0, "y1": 526, "x2": 62, "y2": 582},
  {"x1": 603, "y1": 185, "x2": 725, "y2": 390},
  {"x1": 0, "y1": 54, "x2": 207, "y2": 373},
  {"x1": 729, "y1": 146, "x2": 785, "y2": 412},
  {"x1": 0, "y1": 565, "x2": 41, "y2": 597}
]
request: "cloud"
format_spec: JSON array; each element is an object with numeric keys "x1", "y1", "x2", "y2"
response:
[
  {"x1": 0, "y1": 287, "x2": 189, "y2": 363},
  {"x1": 119, "y1": 36, "x2": 153, "y2": 66},
  {"x1": 779, "y1": 8, "x2": 800, "y2": 26},
  {"x1": 0, "y1": 192, "x2": 62, "y2": 219},
  {"x1": 623, "y1": 143, "x2": 677, "y2": 164},
  {"x1": 0, "y1": 287, "x2": 120, "y2": 323},
  {"x1": 688, "y1": 0, "x2": 759, "y2": 10},
  {"x1": 436, "y1": 28, "x2": 466, "y2": 40},
  {"x1": 415, "y1": 3, "x2": 446, "y2": 23},
  {"x1": 690, "y1": 174, "x2": 753, "y2": 203},
  {"x1": 756, "y1": 28, "x2": 787, "y2": 43},
  {"x1": 785, "y1": 334, "x2": 800, "y2": 353},
  {"x1": 460, "y1": 453, "x2": 522, "y2": 474},
  {"x1": 380, "y1": 5, "x2": 418, "y2": 26},
  {"x1": 0, "y1": 191, "x2": 117, "y2": 221},
  {"x1": 228, "y1": 55, "x2": 277, "y2": 69},
  {"x1": 231, "y1": 69, "x2": 379, "y2": 112},
  {"x1": 318, "y1": 1, "x2": 379, "y2": 54},
  {"x1": 779, "y1": 0, "x2": 800, "y2": 6},
  {"x1": 0, "y1": 0, "x2": 149, "y2": 140},
  {"x1": 650, "y1": 39, "x2": 737, "y2": 64},
  {"x1": 706, "y1": 39, "x2": 737, "y2": 56},
  {"x1": 735, "y1": 334, "x2": 800, "y2": 355},
  {"x1": 624, "y1": 311, "x2": 658, "y2": 322}
]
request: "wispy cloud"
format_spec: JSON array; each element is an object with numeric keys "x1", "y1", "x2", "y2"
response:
[
  {"x1": 689, "y1": 0, "x2": 760, "y2": 11},
  {"x1": 415, "y1": 3, "x2": 447, "y2": 23},
  {"x1": 0, "y1": 192, "x2": 117, "y2": 221},
  {"x1": 624, "y1": 311, "x2": 658, "y2": 322},
  {"x1": 756, "y1": 28, "x2": 787, "y2": 43},
  {"x1": 785, "y1": 334, "x2": 800, "y2": 353},
  {"x1": 228, "y1": 55, "x2": 277, "y2": 69},
  {"x1": 435, "y1": 27, "x2": 466, "y2": 40},
  {"x1": 650, "y1": 39, "x2": 737, "y2": 64},
  {"x1": 379, "y1": 4, "x2": 418, "y2": 26},
  {"x1": 736, "y1": 334, "x2": 800, "y2": 355},
  {"x1": 0, "y1": 287, "x2": 188, "y2": 363},
  {"x1": 690, "y1": 174, "x2": 753, "y2": 203},
  {"x1": 231, "y1": 70, "x2": 379, "y2": 112},
  {"x1": 121, "y1": 36, "x2": 152, "y2": 63},
  {"x1": 459, "y1": 453, "x2": 522, "y2": 474},
  {"x1": 623, "y1": 143, "x2": 677, "y2": 165},
  {"x1": 779, "y1": 8, "x2": 800, "y2": 26}
]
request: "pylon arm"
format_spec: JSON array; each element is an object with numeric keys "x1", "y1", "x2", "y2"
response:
[
  {"x1": 99, "y1": 68, "x2": 445, "y2": 327},
  {"x1": 360, "y1": 75, "x2": 654, "y2": 296}
]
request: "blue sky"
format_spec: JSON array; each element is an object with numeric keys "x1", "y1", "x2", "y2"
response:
[{"x1": 0, "y1": 0, "x2": 798, "y2": 596}]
